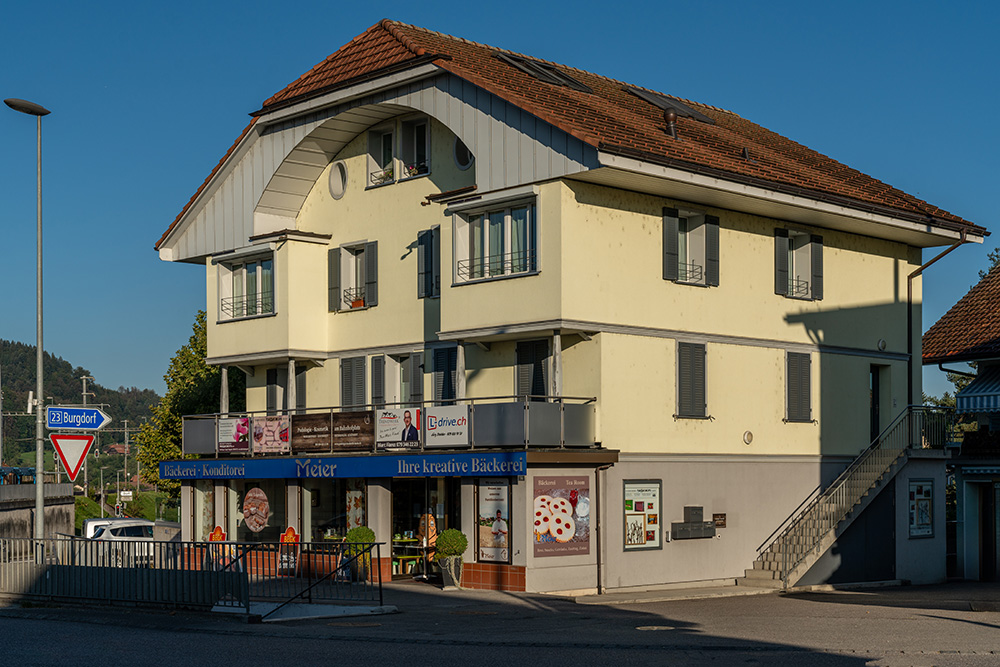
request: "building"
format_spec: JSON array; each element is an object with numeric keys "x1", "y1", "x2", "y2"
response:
[
  {"x1": 923, "y1": 265, "x2": 1000, "y2": 582},
  {"x1": 154, "y1": 20, "x2": 985, "y2": 592}
]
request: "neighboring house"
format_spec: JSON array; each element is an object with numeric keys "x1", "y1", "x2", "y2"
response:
[
  {"x1": 923, "y1": 266, "x2": 1000, "y2": 582},
  {"x1": 155, "y1": 19, "x2": 985, "y2": 592}
]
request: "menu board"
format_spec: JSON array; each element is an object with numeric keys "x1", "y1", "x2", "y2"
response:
[{"x1": 623, "y1": 480, "x2": 661, "y2": 550}]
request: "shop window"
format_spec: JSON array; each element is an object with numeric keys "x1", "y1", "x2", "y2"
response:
[
  {"x1": 300, "y1": 479, "x2": 367, "y2": 542},
  {"x1": 193, "y1": 479, "x2": 215, "y2": 542},
  {"x1": 232, "y1": 480, "x2": 287, "y2": 542}
]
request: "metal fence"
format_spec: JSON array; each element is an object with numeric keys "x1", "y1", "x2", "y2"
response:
[{"x1": 0, "y1": 537, "x2": 382, "y2": 613}]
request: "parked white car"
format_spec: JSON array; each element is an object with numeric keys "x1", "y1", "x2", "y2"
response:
[{"x1": 89, "y1": 519, "x2": 155, "y2": 567}]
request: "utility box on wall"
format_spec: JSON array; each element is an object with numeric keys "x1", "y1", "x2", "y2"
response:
[{"x1": 671, "y1": 505, "x2": 716, "y2": 540}]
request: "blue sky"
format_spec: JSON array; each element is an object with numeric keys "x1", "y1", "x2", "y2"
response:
[{"x1": 1, "y1": 1, "x2": 996, "y2": 397}]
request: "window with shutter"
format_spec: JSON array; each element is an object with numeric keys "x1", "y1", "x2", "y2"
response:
[
  {"x1": 410, "y1": 352, "x2": 424, "y2": 405},
  {"x1": 516, "y1": 340, "x2": 548, "y2": 401},
  {"x1": 786, "y1": 352, "x2": 811, "y2": 422},
  {"x1": 776, "y1": 229, "x2": 823, "y2": 300},
  {"x1": 266, "y1": 367, "x2": 288, "y2": 415},
  {"x1": 455, "y1": 202, "x2": 537, "y2": 282},
  {"x1": 433, "y1": 347, "x2": 458, "y2": 404},
  {"x1": 371, "y1": 355, "x2": 385, "y2": 409},
  {"x1": 337, "y1": 242, "x2": 378, "y2": 310},
  {"x1": 417, "y1": 228, "x2": 440, "y2": 298},
  {"x1": 663, "y1": 208, "x2": 719, "y2": 286},
  {"x1": 340, "y1": 356, "x2": 367, "y2": 408},
  {"x1": 295, "y1": 366, "x2": 307, "y2": 410},
  {"x1": 677, "y1": 342, "x2": 706, "y2": 418}
]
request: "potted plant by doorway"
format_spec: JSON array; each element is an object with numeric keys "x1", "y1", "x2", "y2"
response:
[
  {"x1": 434, "y1": 528, "x2": 468, "y2": 589},
  {"x1": 344, "y1": 526, "x2": 376, "y2": 582}
]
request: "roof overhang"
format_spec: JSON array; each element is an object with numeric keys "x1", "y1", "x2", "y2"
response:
[{"x1": 575, "y1": 152, "x2": 984, "y2": 249}]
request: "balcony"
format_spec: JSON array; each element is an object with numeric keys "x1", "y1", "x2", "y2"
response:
[
  {"x1": 180, "y1": 395, "x2": 596, "y2": 457},
  {"x1": 220, "y1": 291, "x2": 274, "y2": 319}
]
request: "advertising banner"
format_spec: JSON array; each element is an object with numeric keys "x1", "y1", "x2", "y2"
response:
[
  {"x1": 478, "y1": 478, "x2": 510, "y2": 562},
  {"x1": 218, "y1": 416, "x2": 250, "y2": 454},
  {"x1": 424, "y1": 406, "x2": 470, "y2": 447},
  {"x1": 533, "y1": 476, "x2": 590, "y2": 557},
  {"x1": 252, "y1": 415, "x2": 289, "y2": 454},
  {"x1": 623, "y1": 480, "x2": 661, "y2": 550},
  {"x1": 909, "y1": 480, "x2": 934, "y2": 537},
  {"x1": 332, "y1": 411, "x2": 375, "y2": 452},
  {"x1": 376, "y1": 408, "x2": 421, "y2": 451},
  {"x1": 290, "y1": 413, "x2": 332, "y2": 453}
]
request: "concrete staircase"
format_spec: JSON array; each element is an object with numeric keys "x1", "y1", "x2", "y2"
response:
[{"x1": 738, "y1": 406, "x2": 949, "y2": 590}]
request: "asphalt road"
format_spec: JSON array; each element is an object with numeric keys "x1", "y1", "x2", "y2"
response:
[{"x1": 1, "y1": 582, "x2": 998, "y2": 666}]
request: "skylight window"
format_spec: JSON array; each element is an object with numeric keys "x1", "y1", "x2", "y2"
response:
[
  {"x1": 625, "y1": 87, "x2": 715, "y2": 125},
  {"x1": 495, "y1": 53, "x2": 592, "y2": 93}
]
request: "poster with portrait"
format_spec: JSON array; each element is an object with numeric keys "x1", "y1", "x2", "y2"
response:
[
  {"x1": 909, "y1": 480, "x2": 933, "y2": 538},
  {"x1": 218, "y1": 416, "x2": 250, "y2": 454},
  {"x1": 533, "y1": 476, "x2": 590, "y2": 557},
  {"x1": 376, "y1": 408, "x2": 421, "y2": 451},
  {"x1": 623, "y1": 480, "x2": 662, "y2": 550},
  {"x1": 478, "y1": 478, "x2": 510, "y2": 563},
  {"x1": 252, "y1": 415, "x2": 290, "y2": 454}
]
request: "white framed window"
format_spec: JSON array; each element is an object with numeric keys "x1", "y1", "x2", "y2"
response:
[
  {"x1": 367, "y1": 127, "x2": 395, "y2": 187},
  {"x1": 662, "y1": 208, "x2": 719, "y2": 286},
  {"x1": 218, "y1": 255, "x2": 274, "y2": 320},
  {"x1": 775, "y1": 228, "x2": 823, "y2": 300},
  {"x1": 401, "y1": 118, "x2": 429, "y2": 179},
  {"x1": 454, "y1": 202, "x2": 537, "y2": 283},
  {"x1": 328, "y1": 242, "x2": 378, "y2": 311}
]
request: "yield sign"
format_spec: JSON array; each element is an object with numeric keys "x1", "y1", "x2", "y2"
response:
[{"x1": 50, "y1": 434, "x2": 95, "y2": 482}]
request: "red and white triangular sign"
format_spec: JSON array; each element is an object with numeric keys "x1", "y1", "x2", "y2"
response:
[{"x1": 50, "y1": 434, "x2": 95, "y2": 482}]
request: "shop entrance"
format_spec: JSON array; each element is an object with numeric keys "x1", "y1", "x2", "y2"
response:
[{"x1": 391, "y1": 477, "x2": 460, "y2": 578}]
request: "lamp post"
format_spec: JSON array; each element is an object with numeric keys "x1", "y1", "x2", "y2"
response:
[{"x1": 5, "y1": 98, "x2": 50, "y2": 540}]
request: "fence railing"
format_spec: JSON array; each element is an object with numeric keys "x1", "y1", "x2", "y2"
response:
[
  {"x1": 0, "y1": 537, "x2": 383, "y2": 612},
  {"x1": 758, "y1": 405, "x2": 953, "y2": 587}
]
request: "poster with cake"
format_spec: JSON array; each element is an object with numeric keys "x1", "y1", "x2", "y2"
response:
[{"x1": 533, "y1": 476, "x2": 590, "y2": 557}]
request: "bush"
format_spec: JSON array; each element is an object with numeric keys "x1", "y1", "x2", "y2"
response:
[
  {"x1": 434, "y1": 528, "x2": 468, "y2": 561},
  {"x1": 345, "y1": 525, "x2": 376, "y2": 544}
]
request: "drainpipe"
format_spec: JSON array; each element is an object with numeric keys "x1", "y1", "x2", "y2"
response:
[
  {"x1": 594, "y1": 463, "x2": 613, "y2": 594},
  {"x1": 907, "y1": 230, "x2": 967, "y2": 404}
]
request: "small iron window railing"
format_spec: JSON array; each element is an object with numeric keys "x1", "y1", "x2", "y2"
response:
[
  {"x1": 221, "y1": 291, "x2": 274, "y2": 318},
  {"x1": 403, "y1": 160, "x2": 429, "y2": 178},
  {"x1": 788, "y1": 277, "x2": 810, "y2": 298},
  {"x1": 369, "y1": 166, "x2": 394, "y2": 186},
  {"x1": 678, "y1": 262, "x2": 704, "y2": 283},
  {"x1": 342, "y1": 287, "x2": 366, "y2": 308},
  {"x1": 457, "y1": 249, "x2": 537, "y2": 281}
]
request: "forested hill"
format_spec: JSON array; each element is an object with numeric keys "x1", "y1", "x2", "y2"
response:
[{"x1": 1, "y1": 339, "x2": 160, "y2": 425}]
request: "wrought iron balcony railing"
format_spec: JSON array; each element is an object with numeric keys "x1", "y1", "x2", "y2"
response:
[
  {"x1": 678, "y1": 262, "x2": 704, "y2": 283},
  {"x1": 457, "y1": 249, "x2": 537, "y2": 281},
  {"x1": 342, "y1": 287, "x2": 366, "y2": 308},
  {"x1": 369, "y1": 166, "x2": 394, "y2": 186},
  {"x1": 402, "y1": 160, "x2": 429, "y2": 178},
  {"x1": 220, "y1": 291, "x2": 274, "y2": 319},
  {"x1": 789, "y1": 277, "x2": 810, "y2": 298}
]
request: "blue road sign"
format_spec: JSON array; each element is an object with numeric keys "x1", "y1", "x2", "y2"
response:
[{"x1": 46, "y1": 406, "x2": 112, "y2": 431}]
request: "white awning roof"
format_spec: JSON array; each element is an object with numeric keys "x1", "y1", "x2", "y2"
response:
[{"x1": 956, "y1": 365, "x2": 1000, "y2": 414}]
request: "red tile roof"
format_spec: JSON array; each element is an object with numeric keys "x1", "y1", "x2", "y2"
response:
[
  {"x1": 923, "y1": 266, "x2": 1000, "y2": 364},
  {"x1": 157, "y1": 19, "x2": 984, "y2": 250}
]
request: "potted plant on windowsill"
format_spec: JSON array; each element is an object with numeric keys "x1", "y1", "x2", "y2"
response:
[
  {"x1": 433, "y1": 528, "x2": 468, "y2": 589},
  {"x1": 344, "y1": 525, "x2": 376, "y2": 582}
]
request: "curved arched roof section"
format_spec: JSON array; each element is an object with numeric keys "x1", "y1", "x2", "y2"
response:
[{"x1": 157, "y1": 70, "x2": 599, "y2": 262}]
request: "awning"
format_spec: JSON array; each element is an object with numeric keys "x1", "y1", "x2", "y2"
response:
[{"x1": 956, "y1": 365, "x2": 1000, "y2": 414}]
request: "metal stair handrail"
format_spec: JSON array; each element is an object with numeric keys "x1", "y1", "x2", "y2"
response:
[{"x1": 758, "y1": 405, "x2": 952, "y2": 586}]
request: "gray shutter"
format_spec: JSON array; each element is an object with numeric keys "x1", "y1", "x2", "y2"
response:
[
  {"x1": 704, "y1": 215, "x2": 720, "y2": 286},
  {"x1": 433, "y1": 348, "x2": 458, "y2": 404},
  {"x1": 295, "y1": 366, "x2": 307, "y2": 410},
  {"x1": 787, "y1": 352, "x2": 811, "y2": 421},
  {"x1": 364, "y1": 241, "x2": 378, "y2": 307},
  {"x1": 774, "y1": 229, "x2": 789, "y2": 295},
  {"x1": 417, "y1": 230, "x2": 430, "y2": 299},
  {"x1": 663, "y1": 207, "x2": 679, "y2": 281},
  {"x1": 677, "y1": 343, "x2": 706, "y2": 418},
  {"x1": 433, "y1": 226, "x2": 441, "y2": 294},
  {"x1": 410, "y1": 351, "x2": 424, "y2": 404},
  {"x1": 517, "y1": 340, "x2": 548, "y2": 399},
  {"x1": 266, "y1": 368, "x2": 278, "y2": 413},
  {"x1": 371, "y1": 355, "x2": 385, "y2": 409},
  {"x1": 810, "y1": 235, "x2": 823, "y2": 301},
  {"x1": 328, "y1": 248, "x2": 341, "y2": 312},
  {"x1": 353, "y1": 356, "x2": 366, "y2": 408},
  {"x1": 339, "y1": 358, "x2": 352, "y2": 407}
]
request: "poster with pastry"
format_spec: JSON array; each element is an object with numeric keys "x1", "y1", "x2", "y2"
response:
[{"x1": 533, "y1": 476, "x2": 590, "y2": 557}]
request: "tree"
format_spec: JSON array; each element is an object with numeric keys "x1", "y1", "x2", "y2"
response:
[{"x1": 134, "y1": 311, "x2": 244, "y2": 493}]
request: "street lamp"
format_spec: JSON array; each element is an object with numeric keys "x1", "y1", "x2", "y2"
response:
[{"x1": 5, "y1": 97, "x2": 51, "y2": 540}]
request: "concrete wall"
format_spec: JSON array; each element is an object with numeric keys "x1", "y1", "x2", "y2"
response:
[
  {"x1": 895, "y1": 453, "x2": 948, "y2": 584},
  {"x1": 0, "y1": 484, "x2": 75, "y2": 539}
]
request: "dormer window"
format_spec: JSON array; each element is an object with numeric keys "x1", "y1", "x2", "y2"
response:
[{"x1": 494, "y1": 53, "x2": 592, "y2": 93}]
